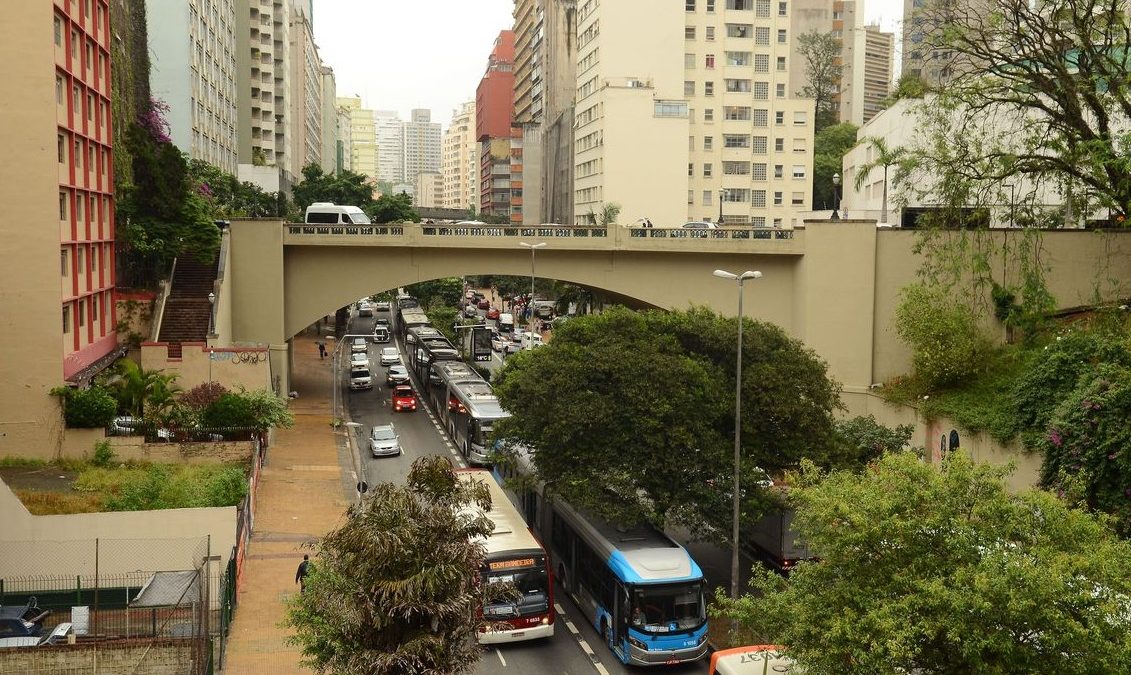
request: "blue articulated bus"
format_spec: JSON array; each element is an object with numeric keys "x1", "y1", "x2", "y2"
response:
[{"x1": 494, "y1": 455, "x2": 709, "y2": 666}]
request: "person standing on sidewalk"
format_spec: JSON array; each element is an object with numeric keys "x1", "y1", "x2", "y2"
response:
[
  {"x1": 317, "y1": 342, "x2": 326, "y2": 359},
  {"x1": 296, "y1": 554, "x2": 311, "y2": 593}
]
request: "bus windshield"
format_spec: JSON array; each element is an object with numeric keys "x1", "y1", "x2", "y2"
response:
[
  {"x1": 473, "y1": 421, "x2": 493, "y2": 448},
  {"x1": 630, "y1": 582, "x2": 705, "y2": 634},
  {"x1": 484, "y1": 564, "x2": 550, "y2": 618}
]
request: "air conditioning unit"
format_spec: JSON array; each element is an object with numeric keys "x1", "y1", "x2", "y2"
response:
[{"x1": 627, "y1": 79, "x2": 644, "y2": 88}]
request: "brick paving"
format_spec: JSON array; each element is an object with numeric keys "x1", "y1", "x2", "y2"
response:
[{"x1": 220, "y1": 331, "x2": 353, "y2": 674}]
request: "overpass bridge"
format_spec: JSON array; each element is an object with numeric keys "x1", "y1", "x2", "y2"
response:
[{"x1": 214, "y1": 219, "x2": 1131, "y2": 403}]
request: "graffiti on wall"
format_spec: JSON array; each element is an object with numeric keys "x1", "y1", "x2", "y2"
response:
[{"x1": 210, "y1": 350, "x2": 268, "y2": 365}]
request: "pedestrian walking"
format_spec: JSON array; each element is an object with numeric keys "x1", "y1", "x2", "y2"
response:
[
  {"x1": 317, "y1": 342, "x2": 326, "y2": 359},
  {"x1": 296, "y1": 554, "x2": 311, "y2": 593}
]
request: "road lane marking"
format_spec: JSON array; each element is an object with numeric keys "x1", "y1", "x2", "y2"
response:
[
  {"x1": 495, "y1": 648, "x2": 507, "y2": 667},
  {"x1": 554, "y1": 603, "x2": 611, "y2": 675}
]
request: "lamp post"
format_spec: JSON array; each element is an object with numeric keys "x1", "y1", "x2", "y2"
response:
[
  {"x1": 718, "y1": 189, "x2": 728, "y2": 224},
  {"x1": 208, "y1": 347, "x2": 214, "y2": 385},
  {"x1": 519, "y1": 242, "x2": 547, "y2": 350},
  {"x1": 1005, "y1": 183, "x2": 1017, "y2": 228},
  {"x1": 712, "y1": 268, "x2": 763, "y2": 599},
  {"x1": 831, "y1": 173, "x2": 841, "y2": 220}
]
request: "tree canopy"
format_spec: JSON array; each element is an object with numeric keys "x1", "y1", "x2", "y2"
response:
[
  {"x1": 370, "y1": 192, "x2": 421, "y2": 224},
  {"x1": 714, "y1": 451, "x2": 1131, "y2": 674},
  {"x1": 796, "y1": 30, "x2": 842, "y2": 132},
  {"x1": 812, "y1": 122, "x2": 858, "y2": 211},
  {"x1": 290, "y1": 164, "x2": 420, "y2": 223},
  {"x1": 286, "y1": 456, "x2": 501, "y2": 675},
  {"x1": 492, "y1": 306, "x2": 843, "y2": 539}
]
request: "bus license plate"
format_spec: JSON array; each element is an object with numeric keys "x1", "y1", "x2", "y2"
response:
[
  {"x1": 512, "y1": 632, "x2": 524, "y2": 638},
  {"x1": 665, "y1": 656, "x2": 679, "y2": 665}
]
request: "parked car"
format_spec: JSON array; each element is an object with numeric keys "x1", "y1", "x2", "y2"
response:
[
  {"x1": 391, "y1": 385, "x2": 417, "y2": 412},
  {"x1": 109, "y1": 416, "x2": 173, "y2": 441},
  {"x1": 0, "y1": 599, "x2": 48, "y2": 645},
  {"x1": 373, "y1": 300, "x2": 391, "y2": 311},
  {"x1": 682, "y1": 221, "x2": 719, "y2": 229},
  {"x1": 349, "y1": 351, "x2": 369, "y2": 367},
  {"x1": 349, "y1": 367, "x2": 373, "y2": 390},
  {"x1": 505, "y1": 335, "x2": 523, "y2": 354},
  {"x1": 369, "y1": 423, "x2": 401, "y2": 457},
  {"x1": 477, "y1": 298, "x2": 490, "y2": 310},
  {"x1": 486, "y1": 308, "x2": 500, "y2": 320},
  {"x1": 386, "y1": 365, "x2": 410, "y2": 387},
  {"x1": 519, "y1": 331, "x2": 545, "y2": 349},
  {"x1": 350, "y1": 337, "x2": 367, "y2": 353},
  {"x1": 379, "y1": 347, "x2": 401, "y2": 366}
]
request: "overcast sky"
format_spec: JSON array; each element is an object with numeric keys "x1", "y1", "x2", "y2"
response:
[{"x1": 313, "y1": 0, "x2": 906, "y2": 130}]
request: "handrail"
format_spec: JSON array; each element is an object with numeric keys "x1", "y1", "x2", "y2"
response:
[
  {"x1": 209, "y1": 230, "x2": 230, "y2": 339},
  {"x1": 150, "y1": 257, "x2": 178, "y2": 342}
]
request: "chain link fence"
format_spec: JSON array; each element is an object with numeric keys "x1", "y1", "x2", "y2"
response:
[{"x1": 0, "y1": 536, "x2": 231, "y2": 674}]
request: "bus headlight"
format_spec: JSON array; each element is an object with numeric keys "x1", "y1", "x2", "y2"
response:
[
  {"x1": 629, "y1": 637, "x2": 647, "y2": 651},
  {"x1": 541, "y1": 617, "x2": 549, "y2": 625}
]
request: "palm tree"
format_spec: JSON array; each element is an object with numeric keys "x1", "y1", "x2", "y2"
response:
[
  {"x1": 853, "y1": 137, "x2": 907, "y2": 225},
  {"x1": 104, "y1": 359, "x2": 181, "y2": 418}
]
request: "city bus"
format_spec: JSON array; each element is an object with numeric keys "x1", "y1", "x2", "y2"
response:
[
  {"x1": 456, "y1": 468, "x2": 555, "y2": 644},
  {"x1": 405, "y1": 326, "x2": 459, "y2": 383},
  {"x1": 494, "y1": 450, "x2": 709, "y2": 666},
  {"x1": 427, "y1": 361, "x2": 509, "y2": 464},
  {"x1": 396, "y1": 307, "x2": 430, "y2": 343}
]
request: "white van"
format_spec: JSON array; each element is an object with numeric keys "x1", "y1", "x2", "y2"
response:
[
  {"x1": 497, "y1": 313, "x2": 515, "y2": 333},
  {"x1": 304, "y1": 202, "x2": 371, "y2": 225}
]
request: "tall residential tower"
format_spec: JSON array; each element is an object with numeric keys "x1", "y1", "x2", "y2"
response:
[{"x1": 441, "y1": 101, "x2": 478, "y2": 210}]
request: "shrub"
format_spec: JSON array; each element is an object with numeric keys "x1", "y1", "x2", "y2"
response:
[
  {"x1": 201, "y1": 466, "x2": 248, "y2": 506},
  {"x1": 201, "y1": 393, "x2": 255, "y2": 429},
  {"x1": 53, "y1": 386, "x2": 118, "y2": 428},
  {"x1": 202, "y1": 390, "x2": 293, "y2": 430},
  {"x1": 181, "y1": 381, "x2": 229, "y2": 412},
  {"x1": 894, "y1": 282, "x2": 990, "y2": 389},
  {"x1": 91, "y1": 440, "x2": 115, "y2": 467}
]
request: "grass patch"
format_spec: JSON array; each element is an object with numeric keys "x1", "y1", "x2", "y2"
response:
[
  {"x1": 15, "y1": 490, "x2": 103, "y2": 515},
  {"x1": 0, "y1": 457, "x2": 48, "y2": 469}
]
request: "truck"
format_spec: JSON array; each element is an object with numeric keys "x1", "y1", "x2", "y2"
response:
[{"x1": 744, "y1": 509, "x2": 814, "y2": 574}]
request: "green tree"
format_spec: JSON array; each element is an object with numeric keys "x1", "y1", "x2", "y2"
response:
[
  {"x1": 796, "y1": 30, "x2": 842, "y2": 132},
  {"x1": 492, "y1": 306, "x2": 842, "y2": 538},
  {"x1": 713, "y1": 452, "x2": 1131, "y2": 674},
  {"x1": 286, "y1": 456, "x2": 505, "y2": 674},
  {"x1": 291, "y1": 164, "x2": 376, "y2": 215},
  {"x1": 913, "y1": 0, "x2": 1131, "y2": 218},
  {"x1": 100, "y1": 359, "x2": 180, "y2": 419},
  {"x1": 369, "y1": 192, "x2": 420, "y2": 223},
  {"x1": 405, "y1": 278, "x2": 464, "y2": 309},
  {"x1": 188, "y1": 159, "x2": 279, "y2": 217},
  {"x1": 52, "y1": 386, "x2": 118, "y2": 428},
  {"x1": 201, "y1": 390, "x2": 293, "y2": 430},
  {"x1": 887, "y1": 72, "x2": 927, "y2": 102},
  {"x1": 830, "y1": 415, "x2": 915, "y2": 471},
  {"x1": 895, "y1": 282, "x2": 990, "y2": 388},
  {"x1": 812, "y1": 122, "x2": 859, "y2": 211},
  {"x1": 853, "y1": 136, "x2": 907, "y2": 225}
]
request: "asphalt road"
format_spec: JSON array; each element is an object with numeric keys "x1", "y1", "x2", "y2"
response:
[{"x1": 339, "y1": 309, "x2": 709, "y2": 675}]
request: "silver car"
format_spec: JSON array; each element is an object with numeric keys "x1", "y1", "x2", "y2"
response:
[
  {"x1": 349, "y1": 351, "x2": 369, "y2": 367},
  {"x1": 370, "y1": 423, "x2": 401, "y2": 457},
  {"x1": 379, "y1": 347, "x2": 401, "y2": 366}
]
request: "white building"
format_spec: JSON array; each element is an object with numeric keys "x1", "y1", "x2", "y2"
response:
[
  {"x1": 147, "y1": 0, "x2": 239, "y2": 173},
  {"x1": 288, "y1": 7, "x2": 322, "y2": 178},
  {"x1": 374, "y1": 110, "x2": 404, "y2": 183},
  {"x1": 414, "y1": 171, "x2": 443, "y2": 208},
  {"x1": 403, "y1": 108, "x2": 442, "y2": 187},
  {"x1": 441, "y1": 101, "x2": 478, "y2": 210},
  {"x1": 319, "y1": 65, "x2": 337, "y2": 172},
  {"x1": 236, "y1": 0, "x2": 292, "y2": 187}
]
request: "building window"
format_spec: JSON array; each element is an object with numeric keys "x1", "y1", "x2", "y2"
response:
[
  {"x1": 755, "y1": 0, "x2": 771, "y2": 17},
  {"x1": 774, "y1": 164, "x2": 783, "y2": 178},
  {"x1": 77, "y1": 247, "x2": 84, "y2": 272},
  {"x1": 686, "y1": 0, "x2": 696, "y2": 10},
  {"x1": 727, "y1": 51, "x2": 751, "y2": 67},
  {"x1": 725, "y1": 106, "x2": 751, "y2": 120},
  {"x1": 686, "y1": 26, "x2": 696, "y2": 39},
  {"x1": 752, "y1": 190, "x2": 767, "y2": 207},
  {"x1": 723, "y1": 134, "x2": 750, "y2": 148},
  {"x1": 794, "y1": 111, "x2": 808, "y2": 125},
  {"x1": 775, "y1": 138, "x2": 785, "y2": 151},
  {"x1": 685, "y1": 53, "x2": 696, "y2": 69},
  {"x1": 727, "y1": 0, "x2": 752, "y2": 8},
  {"x1": 725, "y1": 79, "x2": 751, "y2": 93},
  {"x1": 723, "y1": 161, "x2": 750, "y2": 175},
  {"x1": 775, "y1": 110, "x2": 785, "y2": 125},
  {"x1": 705, "y1": 54, "x2": 715, "y2": 69},
  {"x1": 703, "y1": 190, "x2": 713, "y2": 205},
  {"x1": 54, "y1": 16, "x2": 63, "y2": 45},
  {"x1": 704, "y1": 108, "x2": 714, "y2": 121},
  {"x1": 688, "y1": 190, "x2": 695, "y2": 204},
  {"x1": 792, "y1": 165, "x2": 806, "y2": 179},
  {"x1": 724, "y1": 188, "x2": 750, "y2": 202},
  {"x1": 728, "y1": 23, "x2": 751, "y2": 38},
  {"x1": 753, "y1": 163, "x2": 767, "y2": 180},
  {"x1": 690, "y1": 136, "x2": 696, "y2": 151},
  {"x1": 59, "y1": 192, "x2": 67, "y2": 220},
  {"x1": 707, "y1": 0, "x2": 716, "y2": 10},
  {"x1": 689, "y1": 163, "x2": 694, "y2": 177},
  {"x1": 753, "y1": 136, "x2": 768, "y2": 153},
  {"x1": 684, "y1": 80, "x2": 695, "y2": 96},
  {"x1": 774, "y1": 191, "x2": 783, "y2": 205},
  {"x1": 755, "y1": 27, "x2": 770, "y2": 45},
  {"x1": 706, "y1": 26, "x2": 715, "y2": 40},
  {"x1": 656, "y1": 101, "x2": 689, "y2": 117},
  {"x1": 703, "y1": 163, "x2": 713, "y2": 177},
  {"x1": 776, "y1": 83, "x2": 786, "y2": 97},
  {"x1": 754, "y1": 54, "x2": 769, "y2": 72},
  {"x1": 778, "y1": 29, "x2": 787, "y2": 43},
  {"x1": 777, "y1": 56, "x2": 787, "y2": 71},
  {"x1": 78, "y1": 299, "x2": 86, "y2": 327},
  {"x1": 57, "y1": 134, "x2": 66, "y2": 163},
  {"x1": 753, "y1": 109, "x2": 768, "y2": 126},
  {"x1": 753, "y1": 82, "x2": 769, "y2": 99},
  {"x1": 792, "y1": 191, "x2": 805, "y2": 205},
  {"x1": 56, "y1": 75, "x2": 64, "y2": 104},
  {"x1": 92, "y1": 294, "x2": 99, "y2": 317},
  {"x1": 779, "y1": 1, "x2": 788, "y2": 15},
  {"x1": 793, "y1": 138, "x2": 807, "y2": 152},
  {"x1": 704, "y1": 81, "x2": 714, "y2": 96},
  {"x1": 61, "y1": 250, "x2": 69, "y2": 276},
  {"x1": 704, "y1": 136, "x2": 713, "y2": 150},
  {"x1": 63, "y1": 306, "x2": 71, "y2": 333},
  {"x1": 74, "y1": 140, "x2": 81, "y2": 167}
]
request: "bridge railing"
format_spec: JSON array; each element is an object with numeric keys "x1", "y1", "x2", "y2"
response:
[
  {"x1": 419, "y1": 223, "x2": 608, "y2": 238},
  {"x1": 626, "y1": 226, "x2": 794, "y2": 240}
]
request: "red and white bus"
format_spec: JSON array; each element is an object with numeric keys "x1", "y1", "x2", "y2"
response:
[{"x1": 458, "y1": 469, "x2": 555, "y2": 644}]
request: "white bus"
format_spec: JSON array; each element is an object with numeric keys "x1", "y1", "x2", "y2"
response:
[{"x1": 457, "y1": 468, "x2": 555, "y2": 644}]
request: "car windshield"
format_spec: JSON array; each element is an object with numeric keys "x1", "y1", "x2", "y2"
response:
[
  {"x1": 390, "y1": 367, "x2": 406, "y2": 375},
  {"x1": 383, "y1": 349, "x2": 398, "y2": 356},
  {"x1": 352, "y1": 369, "x2": 370, "y2": 378},
  {"x1": 630, "y1": 582, "x2": 706, "y2": 634},
  {"x1": 347, "y1": 211, "x2": 371, "y2": 224},
  {"x1": 484, "y1": 563, "x2": 550, "y2": 618},
  {"x1": 394, "y1": 387, "x2": 412, "y2": 397},
  {"x1": 371, "y1": 427, "x2": 396, "y2": 441}
]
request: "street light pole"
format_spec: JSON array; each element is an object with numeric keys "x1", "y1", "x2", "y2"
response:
[
  {"x1": 718, "y1": 189, "x2": 727, "y2": 224},
  {"x1": 713, "y1": 268, "x2": 763, "y2": 599},
  {"x1": 1005, "y1": 183, "x2": 1017, "y2": 228},
  {"x1": 519, "y1": 242, "x2": 547, "y2": 350},
  {"x1": 831, "y1": 173, "x2": 841, "y2": 220}
]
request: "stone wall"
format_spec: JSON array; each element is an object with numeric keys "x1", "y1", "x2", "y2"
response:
[
  {"x1": 58, "y1": 428, "x2": 254, "y2": 464},
  {"x1": 0, "y1": 639, "x2": 193, "y2": 675}
]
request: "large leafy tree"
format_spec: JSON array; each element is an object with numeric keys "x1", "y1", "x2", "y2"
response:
[
  {"x1": 796, "y1": 30, "x2": 842, "y2": 132},
  {"x1": 187, "y1": 159, "x2": 280, "y2": 217},
  {"x1": 291, "y1": 164, "x2": 376, "y2": 214},
  {"x1": 812, "y1": 122, "x2": 858, "y2": 211},
  {"x1": 370, "y1": 192, "x2": 421, "y2": 224},
  {"x1": 913, "y1": 0, "x2": 1131, "y2": 218},
  {"x1": 286, "y1": 456, "x2": 503, "y2": 675},
  {"x1": 492, "y1": 306, "x2": 842, "y2": 538},
  {"x1": 405, "y1": 278, "x2": 464, "y2": 309},
  {"x1": 714, "y1": 452, "x2": 1131, "y2": 674}
]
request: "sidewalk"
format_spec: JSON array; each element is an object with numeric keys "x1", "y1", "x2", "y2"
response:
[{"x1": 221, "y1": 332, "x2": 352, "y2": 674}]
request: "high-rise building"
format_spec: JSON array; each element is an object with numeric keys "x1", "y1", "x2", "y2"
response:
[
  {"x1": 319, "y1": 65, "x2": 337, "y2": 171},
  {"x1": 337, "y1": 96, "x2": 376, "y2": 177},
  {"x1": 374, "y1": 110, "x2": 404, "y2": 183},
  {"x1": 147, "y1": 0, "x2": 239, "y2": 173},
  {"x1": 476, "y1": 30, "x2": 516, "y2": 219},
  {"x1": 441, "y1": 101, "x2": 478, "y2": 210},
  {"x1": 335, "y1": 104, "x2": 352, "y2": 173},
  {"x1": 288, "y1": 7, "x2": 322, "y2": 177},
  {"x1": 788, "y1": 0, "x2": 880, "y2": 126},
  {"x1": 536, "y1": 0, "x2": 579, "y2": 225},
  {"x1": 414, "y1": 171, "x2": 444, "y2": 208},
  {"x1": 1, "y1": 0, "x2": 118, "y2": 452},
  {"x1": 862, "y1": 24, "x2": 895, "y2": 123},
  {"x1": 235, "y1": 0, "x2": 292, "y2": 189},
  {"x1": 902, "y1": 0, "x2": 972, "y2": 87},
  {"x1": 402, "y1": 109, "x2": 441, "y2": 187}
]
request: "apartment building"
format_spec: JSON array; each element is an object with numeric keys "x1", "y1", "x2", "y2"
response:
[
  {"x1": 786, "y1": 0, "x2": 872, "y2": 125},
  {"x1": 236, "y1": 0, "x2": 292, "y2": 187},
  {"x1": 477, "y1": 30, "x2": 516, "y2": 219},
  {"x1": 862, "y1": 24, "x2": 895, "y2": 123},
  {"x1": 513, "y1": 0, "x2": 545, "y2": 224},
  {"x1": 402, "y1": 109, "x2": 442, "y2": 187},
  {"x1": 335, "y1": 104, "x2": 352, "y2": 173},
  {"x1": 147, "y1": 0, "x2": 239, "y2": 173},
  {"x1": 1, "y1": 1, "x2": 118, "y2": 452},
  {"x1": 414, "y1": 171, "x2": 444, "y2": 208},
  {"x1": 319, "y1": 65, "x2": 337, "y2": 172},
  {"x1": 441, "y1": 101, "x2": 478, "y2": 210},
  {"x1": 288, "y1": 7, "x2": 322, "y2": 177},
  {"x1": 374, "y1": 110, "x2": 404, "y2": 183},
  {"x1": 337, "y1": 96, "x2": 376, "y2": 177}
]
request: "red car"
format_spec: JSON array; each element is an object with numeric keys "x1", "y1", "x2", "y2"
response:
[
  {"x1": 477, "y1": 298, "x2": 490, "y2": 310},
  {"x1": 391, "y1": 385, "x2": 417, "y2": 412},
  {"x1": 486, "y1": 308, "x2": 500, "y2": 320}
]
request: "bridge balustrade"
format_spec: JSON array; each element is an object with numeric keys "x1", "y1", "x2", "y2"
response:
[{"x1": 628, "y1": 226, "x2": 794, "y2": 240}]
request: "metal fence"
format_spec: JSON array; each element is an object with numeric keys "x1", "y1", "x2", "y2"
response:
[{"x1": 0, "y1": 536, "x2": 229, "y2": 675}]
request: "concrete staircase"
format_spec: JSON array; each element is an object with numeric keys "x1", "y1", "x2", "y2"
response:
[{"x1": 157, "y1": 256, "x2": 218, "y2": 358}]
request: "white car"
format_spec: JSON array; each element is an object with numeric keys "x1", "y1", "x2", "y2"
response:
[
  {"x1": 370, "y1": 423, "x2": 402, "y2": 457},
  {"x1": 350, "y1": 337, "x2": 367, "y2": 353},
  {"x1": 682, "y1": 221, "x2": 719, "y2": 229},
  {"x1": 519, "y1": 331, "x2": 545, "y2": 349},
  {"x1": 490, "y1": 333, "x2": 509, "y2": 352},
  {"x1": 349, "y1": 351, "x2": 369, "y2": 367},
  {"x1": 379, "y1": 347, "x2": 401, "y2": 366},
  {"x1": 358, "y1": 301, "x2": 373, "y2": 317},
  {"x1": 373, "y1": 300, "x2": 391, "y2": 311}
]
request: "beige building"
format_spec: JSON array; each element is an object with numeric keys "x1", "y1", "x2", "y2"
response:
[
  {"x1": 441, "y1": 101, "x2": 478, "y2": 210},
  {"x1": 147, "y1": 0, "x2": 239, "y2": 173},
  {"x1": 287, "y1": 8, "x2": 321, "y2": 178},
  {"x1": 414, "y1": 171, "x2": 444, "y2": 209},
  {"x1": 235, "y1": 0, "x2": 292, "y2": 185},
  {"x1": 319, "y1": 65, "x2": 337, "y2": 171},
  {"x1": 335, "y1": 104, "x2": 352, "y2": 173},
  {"x1": 1, "y1": 0, "x2": 119, "y2": 456},
  {"x1": 403, "y1": 108, "x2": 442, "y2": 187},
  {"x1": 337, "y1": 96, "x2": 377, "y2": 178},
  {"x1": 575, "y1": 0, "x2": 815, "y2": 226},
  {"x1": 862, "y1": 24, "x2": 894, "y2": 124},
  {"x1": 788, "y1": 0, "x2": 879, "y2": 125},
  {"x1": 374, "y1": 110, "x2": 404, "y2": 183}
]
